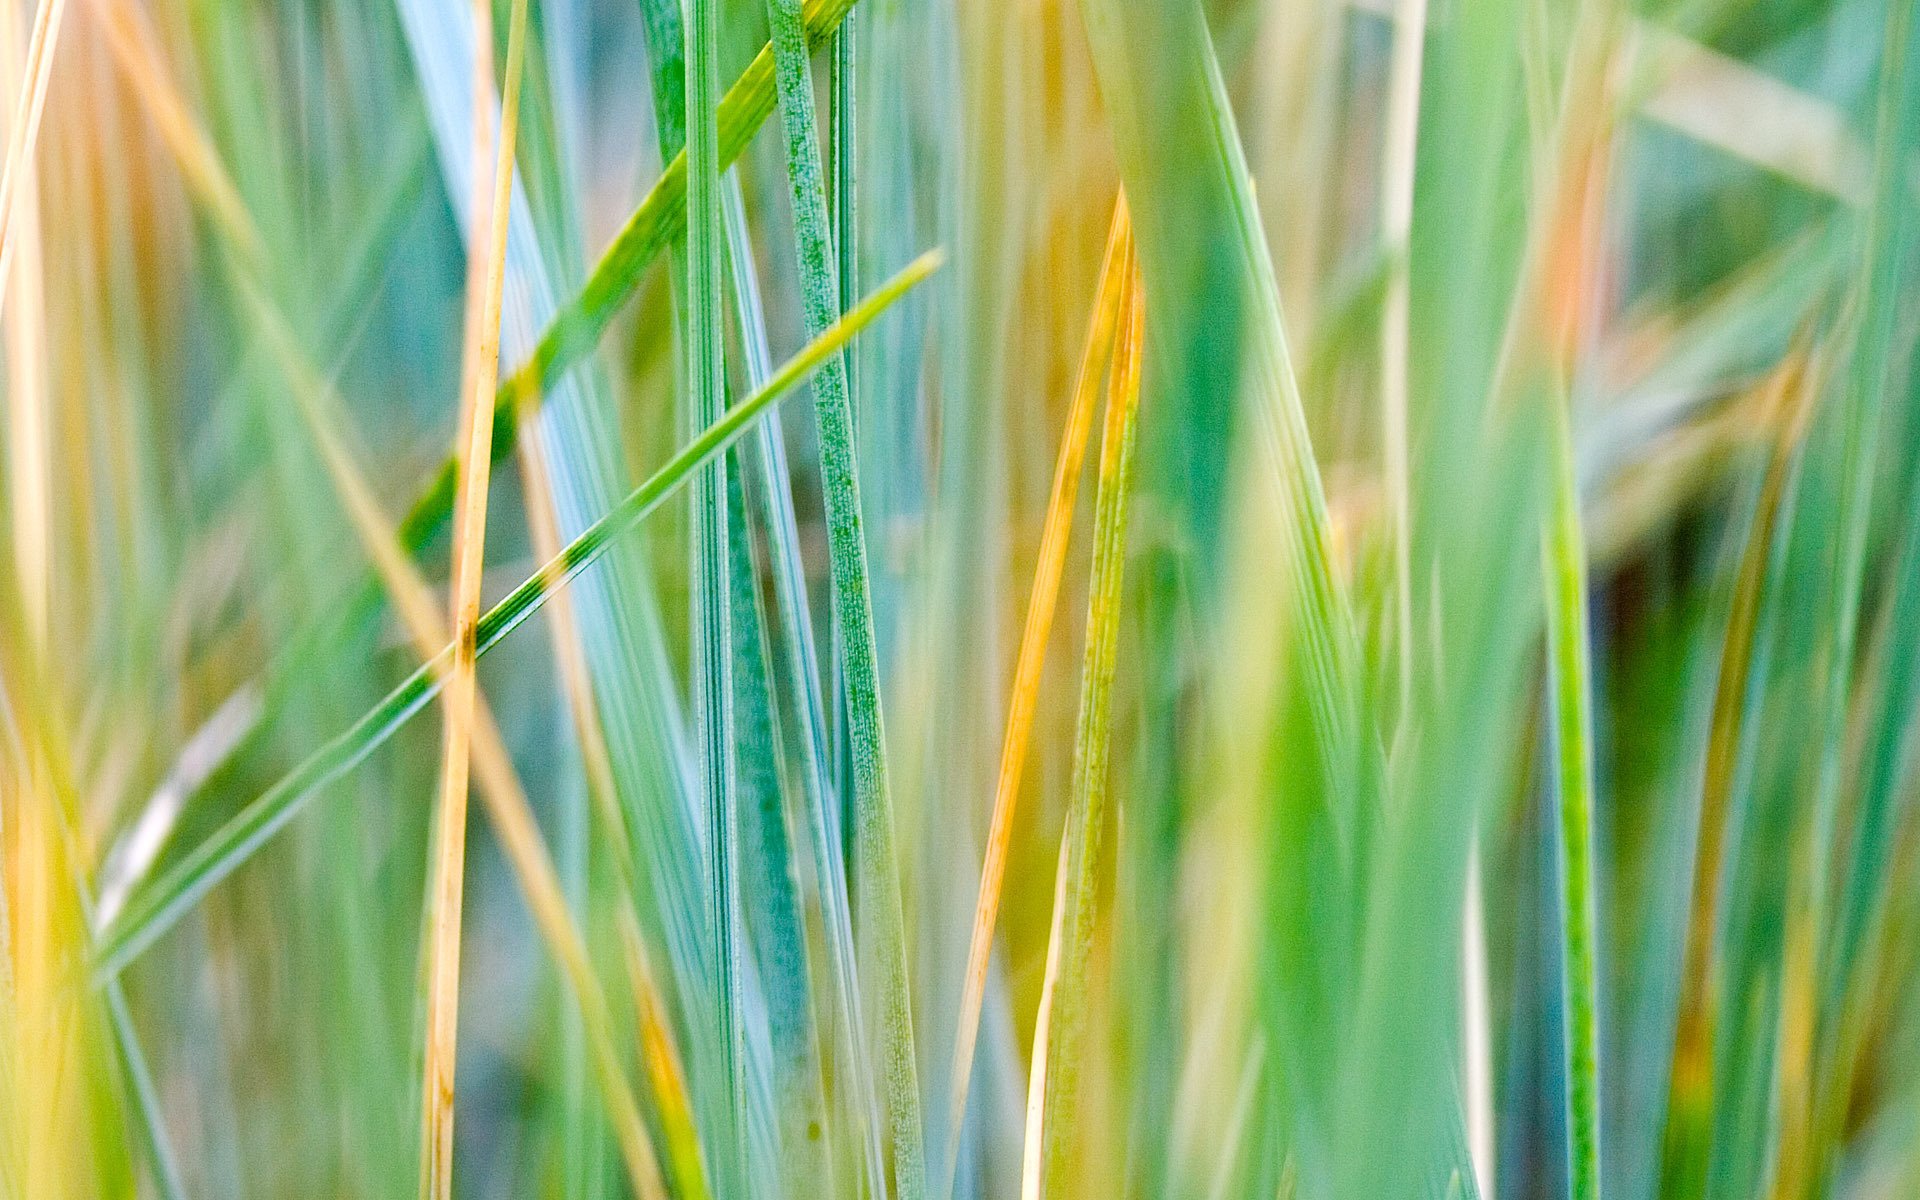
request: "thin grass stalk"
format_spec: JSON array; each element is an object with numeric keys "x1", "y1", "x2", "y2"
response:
[
  {"x1": 826, "y1": 9, "x2": 857, "y2": 808},
  {"x1": 1040, "y1": 265, "x2": 1144, "y2": 1199},
  {"x1": 946, "y1": 194, "x2": 1131, "y2": 1176},
  {"x1": 761, "y1": 0, "x2": 923, "y2": 1191},
  {"x1": 1542, "y1": 393, "x2": 1602, "y2": 1200},
  {"x1": 623, "y1": 914, "x2": 715, "y2": 1200},
  {"x1": 723, "y1": 151, "x2": 882, "y2": 1200},
  {"x1": 683, "y1": 0, "x2": 744, "y2": 1187},
  {"x1": 718, "y1": 170, "x2": 839, "y2": 1198},
  {"x1": 418, "y1": 0, "x2": 531, "y2": 1187}
]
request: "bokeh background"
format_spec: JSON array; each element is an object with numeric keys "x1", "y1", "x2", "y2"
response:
[{"x1": 2, "y1": 0, "x2": 1918, "y2": 1197}]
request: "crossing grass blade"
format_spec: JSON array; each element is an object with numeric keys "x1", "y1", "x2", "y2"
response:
[
  {"x1": 388, "y1": 0, "x2": 871, "y2": 571},
  {"x1": 88, "y1": 247, "x2": 944, "y2": 984},
  {"x1": 415, "y1": 0, "x2": 530, "y2": 1189}
]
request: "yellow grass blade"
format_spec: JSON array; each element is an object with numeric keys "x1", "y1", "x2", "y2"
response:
[
  {"x1": 946, "y1": 194, "x2": 1132, "y2": 1164},
  {"x1": 418, "y1": 0, "x2": 529, "y2": 1191}
]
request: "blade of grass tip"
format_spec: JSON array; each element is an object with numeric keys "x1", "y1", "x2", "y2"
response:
[
  {"x1": 1020, "y1": 830, "x2": 1073, "y2": 1200},
  {"x1": 756, "y1": 2, "x2": 890, "y2": 1190},
  {"x1": 1041, "y1": 262, "x2": 1145, "y2": 1199},
  {"x1": 1378, "y1": 0, "x2": 1427, "y2": 736},
  {"x1": 90, "y1": 244, "x2": 942, "y2": 1022},
  {"x1": 684, "y1": 0, "x2": 746, "y2": 1189},
  {"x1": 394, "y1": 0, "x2": 865, "y2": 566},
  {"x1": 419, "y1": 0, "x2": 528, "y2": 1190},
  {"x1": 1542, "y1": 390, "x2": 1602, "y2": 1200},
  {"x1": 759, "y1": 1, "x2": 924, "y2": 1192},
  {"x1": 946, "y1": 194, "x2": 1132, "y2": 1180},
  {"x1": 1657, "y1": 348, "x2": 1814, "y2": 1200},
  {"x1": 0, "y1": 0, "x2": 69, "y2": 310}
]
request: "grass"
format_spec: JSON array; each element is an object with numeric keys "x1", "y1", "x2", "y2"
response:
[{"x1": 9, "y1": 0, "x2": 1920, "y2": 1197}]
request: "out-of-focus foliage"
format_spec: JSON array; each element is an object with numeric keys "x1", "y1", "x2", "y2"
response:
[{"x1": 2, "y1": 0, "x2": 1918, "y2": 1196}]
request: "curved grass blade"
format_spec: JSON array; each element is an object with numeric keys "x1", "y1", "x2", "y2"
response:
[
  {"x1": 89, "y1": 248, "x2": 944, "y2": 985},
  {"x1": 1040, "y1": 265, "x2": 1144, "y2": 1199},
  {"x1": 1542, "y1": 392, "x2": 1602, "y2": 1200},
  {"x1": 945, "y1": 194, "x2": 1131, "y2": 1181}
]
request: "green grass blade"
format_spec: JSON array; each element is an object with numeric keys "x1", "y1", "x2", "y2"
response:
[
  {"x1": 722, "y1": 170, "x2": 842, "y2": 1198},
  {"x1": 390, "y1": 0, "x2": 865, "y2": 562},
  {"x1": 1039, "y1": 270, "x2": 1144, "y2": 1199},
  {"x1": 88, "y1": 250, "x2": 943, "y2": 982},
  {"x1": 1544, "y1": 395, "x2": 1603, "y2": 1200},
  {"x1": 763, "y1": 0, "x2": 923, "y2": 1193},
  {"x1": 685, "y1": 0, "x2": 744, "y2": 1187}
]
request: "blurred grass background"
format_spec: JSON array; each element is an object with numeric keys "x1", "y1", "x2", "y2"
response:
[{"x1": 2, "y1": 0, "x2": 1918, "y2": 1196}]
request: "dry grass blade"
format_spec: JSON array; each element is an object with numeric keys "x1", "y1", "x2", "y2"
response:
[
  {"x1": 946, "y1": 193, "x2": 1132, "y2": 1169},
  {"x1": 418, "y1": 0, "x2": 530, "y2": 1191}
]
